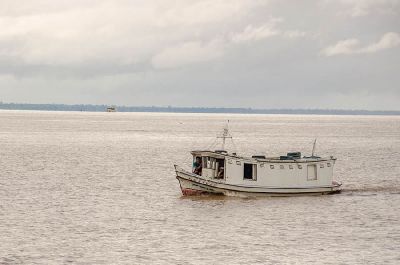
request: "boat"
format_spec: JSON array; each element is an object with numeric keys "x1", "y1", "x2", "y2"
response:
[
  {"x1": 174, "y1": 123, "x2": 342, "y2": 196},
  {"x1": 106, "y1": 106, "x2": 117, "y2": 112}
]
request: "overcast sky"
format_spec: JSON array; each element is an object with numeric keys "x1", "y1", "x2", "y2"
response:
[{"x1": 0, "y1": 0, "x2": 399, "y2": 110}]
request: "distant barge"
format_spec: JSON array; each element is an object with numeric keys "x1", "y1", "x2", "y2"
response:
[{"x1": 106, "y1": 106, "x2": 117, "y2": 112}]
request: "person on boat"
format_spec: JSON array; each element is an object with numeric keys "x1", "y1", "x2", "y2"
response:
[
  {"x1": 193, "y1": 157, "x2": 202, "y2": 175},
  {"x1": 217, "y1": 167, "x2": 224, "y2": 179}
]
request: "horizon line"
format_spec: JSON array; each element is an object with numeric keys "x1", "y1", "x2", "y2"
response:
[{"x1": 0, "y1": 102, "x2": 399, "y2": 115}]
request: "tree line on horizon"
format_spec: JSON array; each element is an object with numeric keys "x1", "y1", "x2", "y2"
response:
[{"x1": 0, "y1": 102, "x2": 399, "y2": 115}]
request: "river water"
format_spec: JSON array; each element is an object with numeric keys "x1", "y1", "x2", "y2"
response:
[{"x1": 0, "y1": 110, "x2": 399, "y2": 264}]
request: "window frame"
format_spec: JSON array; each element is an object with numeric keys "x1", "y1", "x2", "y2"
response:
[{"x1": 243, "y1": 163, "x2": 257, "y2": 181}]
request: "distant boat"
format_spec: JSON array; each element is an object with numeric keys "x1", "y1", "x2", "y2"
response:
[
  {"x1": 175, "y1": 123, "x2": 342, "y2": 196},
  {"x1": 106, "y1": 106, "x2": 116, "y2": 112}
]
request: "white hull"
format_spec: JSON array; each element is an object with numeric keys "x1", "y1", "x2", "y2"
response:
[{"x1": 175, "y1": 165, "x2": 342, "y2": 197}]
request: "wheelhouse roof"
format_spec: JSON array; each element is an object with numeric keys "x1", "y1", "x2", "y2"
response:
[{"x1": 190, "y1": 150, "x2": 335, "y2": 163}]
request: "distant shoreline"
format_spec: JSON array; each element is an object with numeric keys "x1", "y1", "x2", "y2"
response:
[{"x1": 0, "y1": 102, "x2": 399, "y2": 116}]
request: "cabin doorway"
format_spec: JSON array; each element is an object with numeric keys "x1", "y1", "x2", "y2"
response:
[
  {"x1": 244, "y1": 163, "x2": 257, "y2": 180},
  {"x1": 216, "y1": 158, "x2": 225, "y2": 179},
  {"x1": 192, "y1": 156, "x2": 202, "y2": 176},
  {"x1": 307, "y1": 164, "x2": 317, "y2": 180}
]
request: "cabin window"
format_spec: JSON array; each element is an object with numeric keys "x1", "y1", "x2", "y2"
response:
[
  {"x1": 244, "y1": 163, "x2": 257, "y2": 180},
  {"x1": 212, "y1": 158, "x2": 217, "y2": 170},
  {"x1": 207, "y1": 157, "x2": 211, "y2": 168},
  {"x1": 298, "y1": 164, "x2": 302, "y2": 169},
  {"x1": 327, "y1": 163, "x2": 331, "y2": 167},
  {"x1": 307, "y1": 165, "x2": 317, "y2": 180},
  {"x1": 289, "y1": 165, "x2": 293, "y2": 169},
  {"x1": 202, "y1": 157, "x2": 216, "y2": 169},
  {"x1": 270, "y1": 165, "x2": 274, "y2": 169},
  {"x1": 280, "y1": 165, "x2": 284, "y2": 169}
]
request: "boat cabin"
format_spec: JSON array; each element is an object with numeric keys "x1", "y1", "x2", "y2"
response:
[
  {"x1": 192, "y1": 150, "x2": 261, "y2": 182},
  {"x1": 191, "y1": 149, "x2": 336, "y2": 188},
  {"x1": 192, "y1": 151, "x2": 227, "y2": 179}
]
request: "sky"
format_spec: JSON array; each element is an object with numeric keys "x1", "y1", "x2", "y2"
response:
[{"x1": 0, "y1": 0, "x2": 399, "y2": 110}]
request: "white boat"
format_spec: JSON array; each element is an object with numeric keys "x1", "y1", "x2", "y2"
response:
[
  {"x1": 175, "y1": 124, "x2": 342, "y2": 196},
  {"x1": 106, "y1": 106, "x2": 116, "y2": 112}
]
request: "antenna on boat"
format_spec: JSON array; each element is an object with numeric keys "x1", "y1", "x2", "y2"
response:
[
  {"x1": 207, "y1": 120, "x2": 237, "y2": 152},
  {"x1": 217, "y1": 120, "x2": 233, "y2": 151},
  {"x1": 312, "y1": 138, "x2": 317, "y2": 157}
]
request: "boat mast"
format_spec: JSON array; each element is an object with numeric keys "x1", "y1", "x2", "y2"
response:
[
  {"x1": 217, "y1": 120, "x2": 232, "y2": 151},
  {"x1": 312, "y1": 138, "x2": 317, "y2": 157}
]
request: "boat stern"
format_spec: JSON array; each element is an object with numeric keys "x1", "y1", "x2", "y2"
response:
[{"x1": 331, "y1": 180, "x2": 342, "y2": 193}]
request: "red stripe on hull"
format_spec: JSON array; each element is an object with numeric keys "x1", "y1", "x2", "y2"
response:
[{"x1": 181, "y1": 188, "x2": 207, "y2": 196}]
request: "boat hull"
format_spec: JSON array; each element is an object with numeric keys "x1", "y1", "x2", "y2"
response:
[{"x1": 175, "y1": 165, "x2": 342, "y2": 197}]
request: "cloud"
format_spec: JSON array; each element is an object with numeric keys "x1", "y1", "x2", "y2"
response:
[
  {"x1": 283, "y1": 30, "x2": 307, "y2": 39},
  {"x1": 0, "y1": 0, "x2": 399, "y2": 110},
  {"x1": 151, "y1": 19, "x2": 306, "y2": 69},
  {"x1": 231, "y1": 23, "x2": 280, "y2": 43},
  {"x1": 230, "y1": 18, "x2": 306, "y2": 43},
  {"x1": 321, "y1": 39, "x2": 361, "y2": 56},
  {"x1": 0, "y1": 0, "x2": 266, "y2": 69},
  {"x1": 324, "y1": 0, "x2": 400, "y2": 17},
  {"x1": 361, "y1": 32, "x2": 400, "y2": 53},
  {"x1": 0, "y1": 1, "x2": 308, "y2": 74},
  {"x1": 151, "y1": 40, "x2": 224, "y2": 69},
  {"x1": 321, "y1": 32, "x2": 400, "y2": 56}
]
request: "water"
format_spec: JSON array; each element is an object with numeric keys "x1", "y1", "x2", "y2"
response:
[{"x1": 0, "y1": 110, "x2": 399, "y2": 264}]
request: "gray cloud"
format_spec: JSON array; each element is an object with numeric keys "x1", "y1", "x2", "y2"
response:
[
  {"x1": 0, "y1": 0, "x2": 399, "y2": 110},
  {"x1": 321, "y1": 32, "x2": 400, "y2": 56}
]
